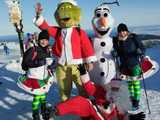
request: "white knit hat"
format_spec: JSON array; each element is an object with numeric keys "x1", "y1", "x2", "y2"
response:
[{"x1": 60, "y1": 0, "x2": 78, "y2": 6}]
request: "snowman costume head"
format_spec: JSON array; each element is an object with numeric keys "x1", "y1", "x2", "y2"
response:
[{"x1": 92, "y1": 3, "x2": 114, "y2": 37}]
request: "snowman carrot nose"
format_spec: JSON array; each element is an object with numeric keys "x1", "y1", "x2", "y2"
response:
[{"x1": 98, "y1": 17, "x2": 108, "y2": 27}]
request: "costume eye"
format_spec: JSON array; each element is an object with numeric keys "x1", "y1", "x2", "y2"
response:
[
  {"x1": 68, "y1": 5, "x2": 72, "y2": 8},
  {"x1": 65, "y1": 6, "x2": 69, "y2": 8},
  {"x1": 104, "y1": 13, "x2": 108, "y2": 17},
  {"x1": 60, "y1": 7, "x2": 64, "y2": 10},
  {"x1": 96, "y1": 13, "x2": 101, "y2": 17}
]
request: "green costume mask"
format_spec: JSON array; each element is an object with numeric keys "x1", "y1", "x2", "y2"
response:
[{"x1": 54, "y1": 2, "x2": 81, "y2": 28}]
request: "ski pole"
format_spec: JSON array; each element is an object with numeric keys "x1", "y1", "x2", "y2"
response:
[{"x1": 139, "y1": 59, "x2": 151, "y2": 114}]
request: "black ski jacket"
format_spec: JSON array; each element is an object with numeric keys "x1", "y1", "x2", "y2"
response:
[
  {"x1": 113, "y1": 33, "x2": 145, "y2": 70},
  {"x1": 21, "y1": 46, "x2": 50, "y2": 71}
]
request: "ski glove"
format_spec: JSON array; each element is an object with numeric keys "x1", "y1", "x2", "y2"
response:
[
  {"x1": 136, "y1": 48, "x2": 143, "y2": 54},
  {"x1": 47, "y1": 59, "x2": 58, "y2": 74}
]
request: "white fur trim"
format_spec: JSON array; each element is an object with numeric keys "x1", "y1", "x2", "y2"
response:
[
  {"x1": 59, "y1": 28, "x2": 84, "y2": 65},
  {"x1": 58, "y1": 58, "x2": 83, "y2": 65},
  {"x1": 80, "y1": 73, "x2": 90, "y2": 83},
  {"x1": 84, "y1": 56, "x2": 97, "y2": 63},
  {"x1": 33, "y1": 16, "x2": 44, "y2": 26},
  {"x1": 98, "y1": 103, "x2": 116, "y2": 114},
  {"x1": 128, "y1": 108, "x2": 143, "y2": 114},
  {"x1": 63, "y1": 28, "x2": 73, "y2": 64},
  {"x1": 27, "y1": 65, "x2": 48, "y2": 80},
  {"x1": 60, "y1": 0, "x2": 78, "y2": 6},
  {"x1": 87, "y1": 99, "x2": 104, "y2": 120},
  {"x1": 17, "y1": 76, "x2": 55, "y2": 95},
  {"x1": 120, "y1": 60, "x2": 159, "y2": 81}
]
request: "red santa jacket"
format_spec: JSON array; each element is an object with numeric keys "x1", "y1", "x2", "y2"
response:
[{"x1": 34, "y1": 16, "x2": 97, "y2": 65}]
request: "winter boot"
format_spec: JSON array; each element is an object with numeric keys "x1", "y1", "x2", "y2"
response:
[
  {"x1": 132, "y1": 99, "x2": 139, "y2": 110},
  {"x1": 128, "y1": 98, "x2": 145, "y2": 120},
  {"x1": 32, "y1": 110, "x2": 40, "y2": 120},
  {"x1": 41, "y1": 103, "x2": 53, "y2": 120}
]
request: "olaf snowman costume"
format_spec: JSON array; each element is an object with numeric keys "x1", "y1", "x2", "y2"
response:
[
  {"x1": 89, "y1": 3, "x2": 132, "y2": 115},
  {"x1": 89, "y1": 3, "x2": 116, "y2": 86}
]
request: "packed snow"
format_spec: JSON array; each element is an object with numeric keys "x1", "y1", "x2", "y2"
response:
[{"x1": 0, "y1": 42, "x2": 160, "y2": 120}]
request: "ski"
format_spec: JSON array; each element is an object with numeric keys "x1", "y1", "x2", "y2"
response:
[{"x1": 128, "y1": 109, "x2": 146, "y2": 120}]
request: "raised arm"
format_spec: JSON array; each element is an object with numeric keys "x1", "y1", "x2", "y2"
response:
[{"x1": 33, "y1": 3, "x2": 57, "y2": 37}]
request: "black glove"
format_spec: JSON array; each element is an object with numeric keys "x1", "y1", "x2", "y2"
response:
[
  {"x1": 136, "y1": 48, "x2": 145, "y2": 57},
  {"x1": 140, "y1": 55, "x2": 145, "y2": 60},
  {"x1": 47, "y1": 59, "x2": 57, "y2": 72},
  {"x1": 22, "y1": 63, "x2": 29, "y2": 71},
  {"x1": 78, "y1": 64, "x2": 87, "y2": 75},
  {"x1": 47, "y1": 65, "x2": 54, "y2": 74},
  {"x1": 128, "y1": 112, "x2": 145, "y2": 120}
]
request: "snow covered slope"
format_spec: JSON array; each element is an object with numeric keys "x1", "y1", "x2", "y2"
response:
[{"x1": 0, "y1": 42, "x2": 160, "y2": 120}]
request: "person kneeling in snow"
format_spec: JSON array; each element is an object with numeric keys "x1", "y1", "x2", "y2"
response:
[{"x1": 19, "y1": 30, "x2": 57, "y2": 120}]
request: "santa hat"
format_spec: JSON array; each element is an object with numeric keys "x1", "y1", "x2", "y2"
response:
[{"x1": 60, "y1": 0, "x2": 78, "y2": 6}]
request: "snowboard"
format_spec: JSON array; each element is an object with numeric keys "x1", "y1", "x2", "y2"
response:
[{"x1": 120, "y1": 56, "x2": 159, "y2": 81}]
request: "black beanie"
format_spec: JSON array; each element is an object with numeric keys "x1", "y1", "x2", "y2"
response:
[
  {"x1": 38, "y1": 30, "x2": 49, "y2": 41},
  {"x1": 117, "y1": 23, "x2": 129, "y2": 33}
]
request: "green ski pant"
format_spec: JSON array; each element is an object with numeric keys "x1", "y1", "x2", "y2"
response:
[
  {"x1": 128, "y1": 65, "x2": 142, "y2": 101},
  {"x1": 32, "y1": 94, "x2": 46, "y2": 111}
]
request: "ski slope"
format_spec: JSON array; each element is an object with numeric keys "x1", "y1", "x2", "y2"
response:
[{"x1": 0, "y1": 43, "x2": 160, "y2": 120}]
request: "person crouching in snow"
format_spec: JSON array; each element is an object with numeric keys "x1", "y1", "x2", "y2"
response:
[
  {"x1": 18, "y1": 30, "x2": 57, "y2": 120},
  {"x1": 113, "y1": 23, "x2": 145, "y2": 119}
]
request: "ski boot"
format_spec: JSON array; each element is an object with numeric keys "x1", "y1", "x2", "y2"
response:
[
  {"x1": 41, "y1": 103, "x2": 53, "y2": 120},
  {"x1": 32, "y1": 110, "x2": 40, "y2": 120}
]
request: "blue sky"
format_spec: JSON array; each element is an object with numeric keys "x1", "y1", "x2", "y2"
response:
[{"x1": 0, "y1": 0, "x2": 160, "y2": 35}]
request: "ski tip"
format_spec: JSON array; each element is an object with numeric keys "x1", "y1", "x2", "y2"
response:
[{"x1": 128, "y1": 111, "x2": 146, "y2": 120}]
